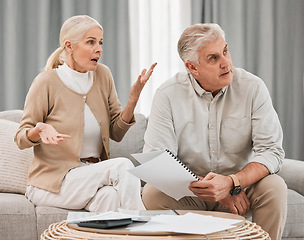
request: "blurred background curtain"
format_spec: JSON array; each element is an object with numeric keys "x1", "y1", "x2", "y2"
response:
[
  {"x1": 0, "y1": 0, "x2": 303, "y2": 160},
  {"x1": 191, "y1": 0, "x2": 304, "y2": 160},
  {"x1": 0, "y1": 0, "x2": 131, "y2": 109},
  {"x1": 128, "y1": 0, "x2": 191, "y2": 116}
]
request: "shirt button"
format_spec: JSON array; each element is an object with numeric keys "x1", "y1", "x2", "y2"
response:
[
  {"x1": 103, "y1": 138, "x2": 106, "y2": 141},
  {"x1": 83, "y1": 95, "x2": 86, "y2": 99},
  {"x1": 210, "y1": 125, "x2": 214, "y2": 129},
  {"x1": 212, "y1": 150, "x2": 215, "y2": 154}
]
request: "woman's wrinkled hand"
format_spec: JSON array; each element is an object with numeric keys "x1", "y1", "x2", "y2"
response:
[
  {"x1": 128, "y1": 62, "x2": 157, "y2": 103},
  {"x1": 34, "y1": 122, "x2": 71, "y2": 145}
]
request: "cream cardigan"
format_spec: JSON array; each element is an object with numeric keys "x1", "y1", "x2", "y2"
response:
[{"x1": 15, "y1": 64, "x2": 134, "y2": 193}]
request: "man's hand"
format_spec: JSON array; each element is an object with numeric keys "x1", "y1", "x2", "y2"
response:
[
  {"x1": 219, "y1": 190, "x2": 251, "y2": 215},
  {"x1": 189, "y1": 172, "x2": 250, "y2": 216},
  {"x1": 189, "y1": 172, "x2": 233, "y2": 202}
]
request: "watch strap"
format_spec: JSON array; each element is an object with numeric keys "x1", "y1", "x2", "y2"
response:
[{"x1": 229, "y1": 174, "x2": 240, "y2": 187}]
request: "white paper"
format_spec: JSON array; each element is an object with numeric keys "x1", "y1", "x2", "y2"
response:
[
  {"x1": 127, "y1": 213, "x2": 242, "y2": 235},
  {"x1": 129, "y1": 150, "x2": 199, "y2": 200},
  {"x1": 66, "y1": 211, "x2": 144, "y2": 223},
  {"x1": 66, "y1": 209, "x2": 177, "y2": 224},
  {"x1": 131, "y1": 151, "x2": 165, "y2": 164},
  {"x1": 67, "y1": 212, "x2": 101, "y2": 223},
  {"x1": 118, "y1": 208, "x2": 178, "y2": 217}
]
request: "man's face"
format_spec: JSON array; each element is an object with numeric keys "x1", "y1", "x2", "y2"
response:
[{"x1": 186, "y1": 37, "x2": 233, "y2": 96}]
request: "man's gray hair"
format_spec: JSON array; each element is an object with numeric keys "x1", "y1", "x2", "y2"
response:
[{"x1": 177, "y1": 23, "x2": 225, "y2": 64}]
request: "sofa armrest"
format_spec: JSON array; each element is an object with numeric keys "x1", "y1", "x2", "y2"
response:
[
  {"x1": 0, "y1": 109, "x2": 23, "y2": 123},
  {"x1": 278, "y1": 158, "x2": 304, "y2": 196},
  {"x1": 109, "y1": 113, "x2": 147, "y2": 165}
]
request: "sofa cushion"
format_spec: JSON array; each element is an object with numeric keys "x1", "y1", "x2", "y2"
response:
[
  {"x1": 110, "y1": 113, "x2": 147, "y2": 166},
  {"x1": 36, "y1": 206, "x2": 75, "y2": 237},
  {"x1": 0, "y1": 109, "x2": 23, "y2": 123},
  {"x1": 282, "y1": 189, "x2": 304, "y2": 238},
  {"x1": 0, "y1": 193, "x2": 37, "y2": 240},
  {"x1": 279, "y1": 159, "x2": 304, "y2": 196},
  {"x1": 0, "y1": 119, "x2": 33, "y2": 194}
]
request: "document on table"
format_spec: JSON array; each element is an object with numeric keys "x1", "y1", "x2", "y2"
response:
[
  {"x1": 127, "y1": 213, "x2": 243, "y2": 235},
  {"x1": 67, "y1": 211, "x2": 243, "y2": 235},
  {"x1": 129, "y1": 149, "x2": 200, "y2": 200},
  {"x1": 66, "y1": 209, "x2": 177, "y2": 223},
  {"x1": 66, "y1": 211, "x2": 137, "y2": 224}
]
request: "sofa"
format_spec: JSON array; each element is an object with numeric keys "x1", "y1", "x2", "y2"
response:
[{"x1": 0, "y1": 109, "x2": 303, "y2": 240}]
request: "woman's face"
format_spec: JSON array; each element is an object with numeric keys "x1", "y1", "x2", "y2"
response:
[{"x1": 66, "y1": 26, "x2": 103, "y2": 73}]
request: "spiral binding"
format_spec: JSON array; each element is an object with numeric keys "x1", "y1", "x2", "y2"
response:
[{"x1": 165, "y1": 149, "x2": 200, "y2": 181}]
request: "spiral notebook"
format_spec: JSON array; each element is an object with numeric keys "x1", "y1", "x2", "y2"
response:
[{"x1": 129, "y1": 149, "x2": 200, "y2": 200}]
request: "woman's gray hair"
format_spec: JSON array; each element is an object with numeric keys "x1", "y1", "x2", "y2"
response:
[
  {"x1": 178, "y1": 23, "x2": 225, "y2": 64},
  {"x1": 44, "y1": 15, "x2": 103, "y2": 71}
]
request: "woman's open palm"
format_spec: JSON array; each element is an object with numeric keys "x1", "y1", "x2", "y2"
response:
[{"x1": 129, "y1": 63, "x2": 157, "y2": 103}]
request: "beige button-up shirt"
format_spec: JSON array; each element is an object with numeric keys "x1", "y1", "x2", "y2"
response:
[{"x1": 144, "y1": 68, "x2": 284, "y2": 176}]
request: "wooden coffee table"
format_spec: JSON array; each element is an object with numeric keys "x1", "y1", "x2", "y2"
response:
[{"x1": 41, "y1": 210, "x2": 270, "y2": 239}]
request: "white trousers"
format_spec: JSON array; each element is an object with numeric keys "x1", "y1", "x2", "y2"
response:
[{"x1": 26, "y1": 157, "x2": 145, "y2": 212}]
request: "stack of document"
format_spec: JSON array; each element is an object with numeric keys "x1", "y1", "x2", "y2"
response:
[
  {"x1": 67, "y1": 209, "x2": 177, "y2": 224},
  {"x1": 67, "y1": 210, "x2": 243, "y2": 235}
]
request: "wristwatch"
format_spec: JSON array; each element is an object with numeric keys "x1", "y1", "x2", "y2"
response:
[{"x1": 229, "y1": 174, "x2": 242, "y2": 196}]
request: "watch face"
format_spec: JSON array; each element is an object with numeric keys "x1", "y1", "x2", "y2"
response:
[{"x1": 230, "y1": 186, "x2": 242, "y2": 196}]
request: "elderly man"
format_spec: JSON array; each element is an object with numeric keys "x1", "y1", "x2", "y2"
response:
[{"x1": 142, "y1": 23, "x2": 287, "y2": 240}]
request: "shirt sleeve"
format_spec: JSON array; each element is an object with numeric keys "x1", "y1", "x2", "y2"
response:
[
  {"x1": 106, "y1": 67, "x2": 135, "y2": 142},
  {"x1": 14, "y1": 72, "x2": 50, "y2": 149},
  {"x1": 143, "y1": 89, "x2": 178, "y2": 154},
  {"x1": 249, "y1": 80, "x2": 285, "y2": 174}
]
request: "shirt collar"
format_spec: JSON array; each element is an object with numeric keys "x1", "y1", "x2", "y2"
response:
[
  {"x1": 189, "y1": 73, "x2": 228, "y2": 98},
  {"x1": 56, "y1": 63, "x2": 93, "y2": 94}
]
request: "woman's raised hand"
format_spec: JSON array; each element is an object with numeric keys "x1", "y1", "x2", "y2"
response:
[{"x1": 128, "y1": 63, "x2": 157, "y2": 103}]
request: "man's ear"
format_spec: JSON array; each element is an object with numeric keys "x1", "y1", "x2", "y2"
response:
[{"x1": 185, "y1": 61, "x2": 198, "y2": 75}]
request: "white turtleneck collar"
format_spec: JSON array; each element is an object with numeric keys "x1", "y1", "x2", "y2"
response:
[{"x1": 56, "y1": 63, "x2": 93, "y2": 94}]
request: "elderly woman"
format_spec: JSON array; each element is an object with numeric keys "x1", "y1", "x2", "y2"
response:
[{"x1": 15, "y1": 15, "x2": 156, "y2": 212}]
